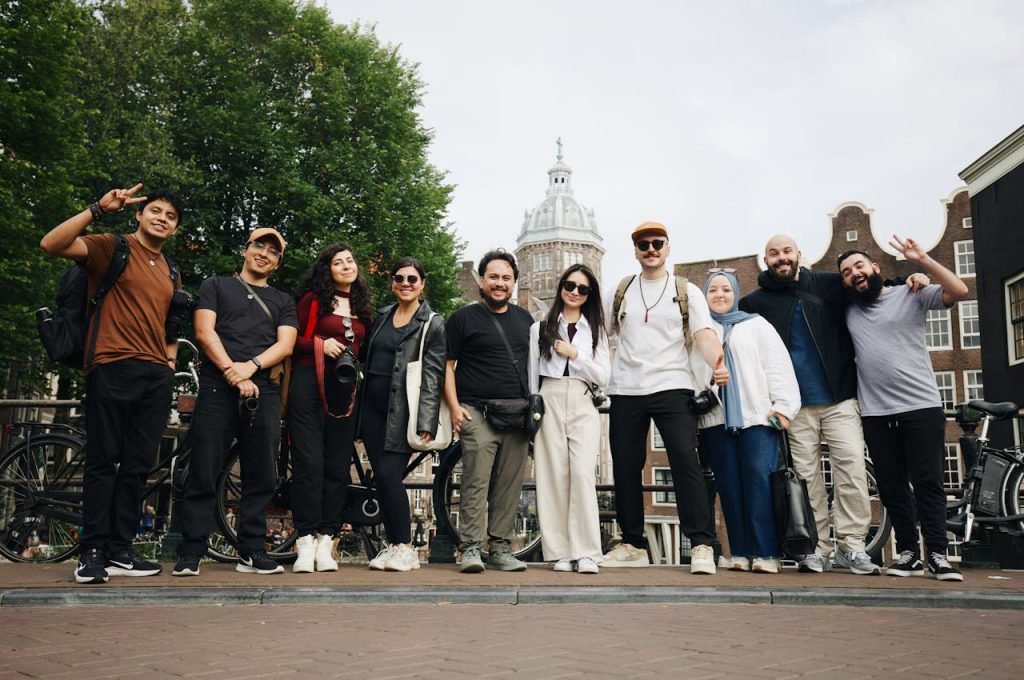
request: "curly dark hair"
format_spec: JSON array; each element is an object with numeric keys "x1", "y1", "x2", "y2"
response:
[
  {"x1": 477, "y1": 248, "x2": 519, "y2": 280},
  {"x1": 295, "y1": 243, "x2": 373, "y2": 324},
  {"x1": 539, "y1": 264, "x2": 605, "y2": 360}
]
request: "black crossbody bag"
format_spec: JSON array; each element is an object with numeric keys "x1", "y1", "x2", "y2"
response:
[{"x1": 481, "y1": 306, "x2": 544, "y2": 436}]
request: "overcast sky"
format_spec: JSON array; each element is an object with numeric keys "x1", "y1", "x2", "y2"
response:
[{"x1": 324, "y1": 0, "x2": 1024, "y2": 290}]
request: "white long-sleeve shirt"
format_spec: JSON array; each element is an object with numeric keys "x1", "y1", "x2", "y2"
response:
[
  {"x1": 528, "y1": 314, "x2": 610, "y2": 394},
  {"x1": 690, "y1": 316, "x2": 801, "y2": 430}
]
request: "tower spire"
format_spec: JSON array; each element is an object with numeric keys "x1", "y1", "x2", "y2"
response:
[{"x1": 556, "y1": 137, "x2": 563, "y2": 162}]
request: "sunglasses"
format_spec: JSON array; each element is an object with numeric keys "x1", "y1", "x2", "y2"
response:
[
  {"x1": 247, "y1": 240, "x2": 282, "y2": 259},
  {"x1": 561, "y1": 281, "x2": 592, "y2": 296},
  {"x1": 635, "y1": 239, "x2": 666, "y2": 252},
  {"x1": 341, "y1": 315, "x2": 355, "y2": 343},
  {"x1": 392, "y1": 274, "x2": 420, "y2": 285},
  {"x1": 708, "y1": 267, "x2": 736, "y2": 274}
]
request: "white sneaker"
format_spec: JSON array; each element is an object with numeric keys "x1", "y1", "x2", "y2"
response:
[
  {"x1": 720, "y1": 555, "x2": 750, "y2": 572},
  {"x1": 368, "y1": 544, "x2": 395, "y2": 571},
  {"x1": 314, "y1": 534, "x2": 338, "y2": 572},
  {"x1": 292, "y1": 534, "x2": 315, "y2": 573},
  {"x1": 690, "y1": 544, "x2": 716, "y2": 575},
  {"x1": 577, "y1": 557, "x2": 599, "y2": 574},
  {"x1": 553, "y1": 558, "x2": 575, "y2": 572},
  {"x1": 384, "y1": 544, "x2": 420, "y2": 572},
  {"x1": 602, "y1": 543, "x2": 650, "y2": 567},
  {"x1": 751, "y1": 557, "x2": 780, "y2": 574}
]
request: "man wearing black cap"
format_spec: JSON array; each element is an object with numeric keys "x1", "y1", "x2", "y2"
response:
[
  {"x1": 173, "y1": 228, "x2": 298, "y2": 577},
  {"x1": 603, "y1": 221, "x2": 728, "y2": 574}
]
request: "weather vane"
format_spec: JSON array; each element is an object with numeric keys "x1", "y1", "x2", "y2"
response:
[{"x1": 556, "y1": 137, "x2": 563, "y2": 162}]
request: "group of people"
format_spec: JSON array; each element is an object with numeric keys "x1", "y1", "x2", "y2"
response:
[{"x1": 41, "y1": 184, "x2": 968, "y2": 585}]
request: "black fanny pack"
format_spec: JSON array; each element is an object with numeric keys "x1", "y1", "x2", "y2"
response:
[{"x1": 482, "y1": 398, "x2": 530, "y2": 431}]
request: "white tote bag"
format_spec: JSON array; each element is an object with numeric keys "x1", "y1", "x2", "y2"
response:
[{"x1": 406, "y1": 313, "x2": 453, "y2": 451}]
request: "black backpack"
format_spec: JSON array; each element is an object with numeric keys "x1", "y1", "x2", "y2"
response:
[{"x1": 38, "y1": 235, "x2": 130, "y2": 369}]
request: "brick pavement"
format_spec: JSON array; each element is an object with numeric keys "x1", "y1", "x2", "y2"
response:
[{"x1": 1, "y1": 603, "x2": 1021, "y2": 678}]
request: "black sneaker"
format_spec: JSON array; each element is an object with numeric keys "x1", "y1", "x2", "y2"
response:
[
  {"x1": 74, "y1": 548, "x2": 109, "y2": 584},
  {"x1": 886, "y1": 550, "x2": 925, "y2": 577},
  {"x1": 172, "y1": 554, "x2": 202, "y2": 577},
  {"x1": 236, "y1": 551, "x2": 284, "y2": 574},
  {"x1": 927, "y1": 552, "x2": 964, "y2": 582},
  {"x1": 106, "y1": 550, "x2": 162, "y2": 577}
]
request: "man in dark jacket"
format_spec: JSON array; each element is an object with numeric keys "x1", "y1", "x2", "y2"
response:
[{"x1": 740, "y1": 234, "x2": 878, "y2": 575}]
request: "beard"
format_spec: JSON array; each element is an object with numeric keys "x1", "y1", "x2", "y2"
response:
[
  {"x1": 847, "y1": 272, "x2": 884, "y2": 305},
  {"x1": 768, "y1": 260, "x2": 798, "y2": 282},
  {"x1": 479, "y1": 286, "x2": 510, "y2": 309}
]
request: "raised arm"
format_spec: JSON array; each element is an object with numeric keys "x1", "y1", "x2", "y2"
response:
[
  {"x1": 40, "y1": 184, "x2": 147, "y2": 260},
  {"x1": 890, "y1": 235, "x2": 968, "y2": 305}
]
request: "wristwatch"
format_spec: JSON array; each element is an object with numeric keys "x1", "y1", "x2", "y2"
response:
[{"x1": 250, "y1": 357, "x2": 262, "y2": 369}]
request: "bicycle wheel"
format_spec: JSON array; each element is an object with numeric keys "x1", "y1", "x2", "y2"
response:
[
  {"x1": 214, "y1": 446, "x2": 297, "y2": 563},
  {"x1": 1003, "y1": 463, "x2": 1024, "y2": 534},
  {"x1": 0, "y1": 435, "x2": 86, "y2": 563},
  {"x1": 431, "y1": 440, "x2": 542, "y2": 560},
  {"x1": 822, "y1": 453, "x2": 892, "y2": 560}
]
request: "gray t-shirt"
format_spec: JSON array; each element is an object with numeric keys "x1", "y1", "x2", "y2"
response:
[{"x1": 845, "y1": 284, "x2": 948, "y2": 417}]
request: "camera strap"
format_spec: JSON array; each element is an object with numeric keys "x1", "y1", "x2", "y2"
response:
[
  {"x1": 313, "y1": 336, "x2": 355, "y2": 419},
  {"x1": 481, "y1": 303, "x2": 529, "y2": 399}
]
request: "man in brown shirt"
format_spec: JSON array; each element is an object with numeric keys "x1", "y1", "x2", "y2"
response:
[{"x1": 41, "y1": 184, "x2": 183, "y2": 584}]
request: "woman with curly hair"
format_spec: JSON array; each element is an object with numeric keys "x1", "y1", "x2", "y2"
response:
[{"x1": 289, "y1": 243, "x2": 373, "y2": 572}]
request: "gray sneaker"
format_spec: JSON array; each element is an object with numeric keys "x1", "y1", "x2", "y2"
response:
[
  {"x1": 834, "y1": 550, "x2": 881, "y2": 575},
  {"x1": 797, "y1": 552, "x2": 833, "y2": 573},
  {"x1": 460, "y1": 546, "x2": 485, "y2": 573},
  {"x1": 487, "y1": 548, "x2": 528, "y2": 572}
]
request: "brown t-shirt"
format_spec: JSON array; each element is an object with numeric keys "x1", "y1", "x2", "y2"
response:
[{"x1": 81, "y1": 233, "x2": 179, "y2": 371}]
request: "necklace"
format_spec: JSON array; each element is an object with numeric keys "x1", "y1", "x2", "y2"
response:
[
  {"x1": 132, "y1": 234, "x2": 162, "y2": 266},
  {"x1": 639, "y1": 275, "x2": 670, "y2": 323}
]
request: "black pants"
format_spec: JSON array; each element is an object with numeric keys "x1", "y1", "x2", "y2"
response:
[
  {"x1": 179, "y1": 385, "x2": 280, "y2": 557},
  {"x1": 862, "y1": 407, "x2": 948, "y2": 555},
  {"x1": 82, "y1": 360, "x2": 173, "y2": 554},
  {"x1": 360, "y1": 375, "x2": 412, "y2": 544},
  {"x1": 287, "y1": 364, "x2": 353, "y2": 537},
  {"x1": 609, "y1": 389, "x2": 713, "y2": 549}
]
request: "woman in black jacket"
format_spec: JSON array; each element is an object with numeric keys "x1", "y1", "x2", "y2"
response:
[{"x1": 358, "y1": 257, "x2": 447, "y2": 572}]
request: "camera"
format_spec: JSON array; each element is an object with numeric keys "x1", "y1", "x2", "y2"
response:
[
  {"x1": 239, "y1": 395, "x2": 260, "y2": 417},
  {"x1": 688, "y1": 388, "x2": 719, "y2": 416},
  {"x1": 334, "y1": 348, "x2": 358, "y2": 384},
  {"x1": 589, "y1": 385, "x2": 608, "y2": 409},
  {"x1": 165, "y1": 289, "x2": 197, "y2": 342}
]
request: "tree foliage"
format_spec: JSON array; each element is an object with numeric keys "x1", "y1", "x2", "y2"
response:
[{"x1": 0, "y1": 0, "x2": 461, "y2": 394}]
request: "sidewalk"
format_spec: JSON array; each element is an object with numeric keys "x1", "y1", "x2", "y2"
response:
[{"x1": 3, "y1": 561, "x2": 1023, "y2": 609}]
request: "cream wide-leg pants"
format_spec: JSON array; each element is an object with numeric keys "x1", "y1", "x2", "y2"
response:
[{"x1": 535, "y1": 377, "x2": 603, "y2": 562}]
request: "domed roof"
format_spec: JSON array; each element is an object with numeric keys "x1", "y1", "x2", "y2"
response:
[{"x1": 517, "y1": 142, "x2": 603, "y2": 251}]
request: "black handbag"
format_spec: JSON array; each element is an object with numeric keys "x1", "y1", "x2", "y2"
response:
[
  {"x1": 769, "y1": 429, "x2": 819, "y2": 559},
  {"x1": 481, "y1": 305, "x2": 544, "y2": 437}
]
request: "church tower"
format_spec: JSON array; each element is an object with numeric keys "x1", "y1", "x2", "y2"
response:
[{"x1": 514, "y1": 140, "x2": 604, "y2": 318}]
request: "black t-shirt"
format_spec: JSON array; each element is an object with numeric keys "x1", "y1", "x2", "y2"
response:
[
  {"x1": 197, "y1": 276, "x2": 299, "y2": 390},
  {"x1": 366, "y1": 318, "x2": 402, "y2": 378},
  {"x1": 446, "y1": 302, "x2": 533, "y2": 404}
]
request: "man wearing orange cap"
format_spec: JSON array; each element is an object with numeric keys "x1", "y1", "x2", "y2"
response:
[
  {"x1": 173, "y1": 228, "x2": 298, "y2": 577},
  {"x1": 603, "y1": 221, "x2": 729, "y2": 574}
]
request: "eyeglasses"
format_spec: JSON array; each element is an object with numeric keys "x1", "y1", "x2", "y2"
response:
[
  {"x1": 561, "y1": 281, "x2": 592, "y2": 296},
  {"x1": 247, "y1": 241, "x2": 282, "y2": 259},
  {"x1": 341, "y1": 316, "x2": 355, "y2": 343},
  {"x1": 392, "y1": 274, "x2": 420, "y2": 285},
  {"x1": 635, "y1": 239, "x2": 666, "y2": 252},
  {"x1": 707, "y1": 267, "x2": 736, "y2": 274}
]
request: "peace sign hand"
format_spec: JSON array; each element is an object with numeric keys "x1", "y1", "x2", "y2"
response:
[
  {"x1": 97, "y1": 183, "x2": 147, "y2": 214},
  {"x1": 889, "y1": 234, "x2": 927, "y2": 263}
]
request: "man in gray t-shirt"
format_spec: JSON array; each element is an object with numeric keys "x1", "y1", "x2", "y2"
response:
[{"x1": 839, "y1": 236, "x2": 969, "y2": 582}]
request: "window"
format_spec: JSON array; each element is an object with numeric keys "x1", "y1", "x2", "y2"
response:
[
  {"x1": 925, "y1": 309, "x2": 952, "y2": 350},
  {"x1": 943, "y1": 443, "x2": 962, "y2": 490},
  {"x1": 962, "y1": 217, "x2": 972, "y2": 229},
  {"x1": 653, "y1": 468, "x2": 675, "y2": 505},
  {"x1": 562, "y1": 251, "x2": 583, "y2": 269},
  {"x1": 651, "y1": 422, "x2": 665, "y2": 450},
  {"x1": 1007, "y1": 272, "x2": 1024, "y2": 366},
  {"x1": 846, "y1": 230, "x2": 858, "y2": 242},
  {"x1": 935, "y1": 372, "x2": 956, "y2": 412},
  {"x1": 964, "y1": 370, "x2": 984, "y2": 402},
  {"x1": 954, "y1": 240, "x2": 975, "y2": 277},
  {"x1": 958, "y1": 301, "x2": 980, "y2": 349},
  {"x1": 413, "y1": 489, "x2": 424, "y2": 512},
  {"x1": 533, "y1": 253, "x2": 553, "y2": 272}
]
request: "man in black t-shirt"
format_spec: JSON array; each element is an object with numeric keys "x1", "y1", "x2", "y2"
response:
[
  {"x1": 173, "y1": 228, "x2": 298, "y2": 577},
  {"x1": 445, "y1": 250, "x2": 534, "y2": 573}
]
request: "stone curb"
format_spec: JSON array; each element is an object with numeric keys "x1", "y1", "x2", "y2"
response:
[{"x1": 3, "y1": 585, "x2": 1023, "y2": 609}]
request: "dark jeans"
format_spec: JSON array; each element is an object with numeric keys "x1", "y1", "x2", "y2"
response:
[
  {"x1": 82, "y1": 360, "x2": 173, "y2": 554},
  {"x1": 360, "y1": 375, "x2": 412, "y2": 544},
  {"x1": 609, "y1": 389, "x2": 713, "y2": 549},
  {"x1": 702, "y1": 425, "x2": 781, "y2": 558},
  {"x1": 862, "y1": 407, "x2": 948, "y2": 555},
  {"x1": 179, "y1": 385, "x2": 280, "y2": 557},
  {"x1": 288, "y1": 364, "x2": 353, "y2": 537}
]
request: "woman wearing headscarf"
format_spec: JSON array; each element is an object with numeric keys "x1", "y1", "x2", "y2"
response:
[{"x1": 693, "y1": 270, "x2": 801, "y2": 574}]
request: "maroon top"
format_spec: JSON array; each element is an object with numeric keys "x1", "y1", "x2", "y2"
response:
[{"x1": 293, "y1": 291, "x2": 367, "y2": 366}]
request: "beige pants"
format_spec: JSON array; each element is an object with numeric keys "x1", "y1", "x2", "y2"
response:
[
  {"x1": 457, "y1": 403, "x2": 530, "y2": 551},
  {"x1": 788, "y1": 398, "x2": 870, "y2": 555},
  {"x1": 535, "y1": 378, "x2": 603, "y2": 562}
]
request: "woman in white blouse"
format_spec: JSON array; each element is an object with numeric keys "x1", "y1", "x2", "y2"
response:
[
  {"x1": 694, "y1": 271, "x2": 801, "y2": 574},
  {"x1": 529, "y1": 264, "x2": 611, "y2": 574}
]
